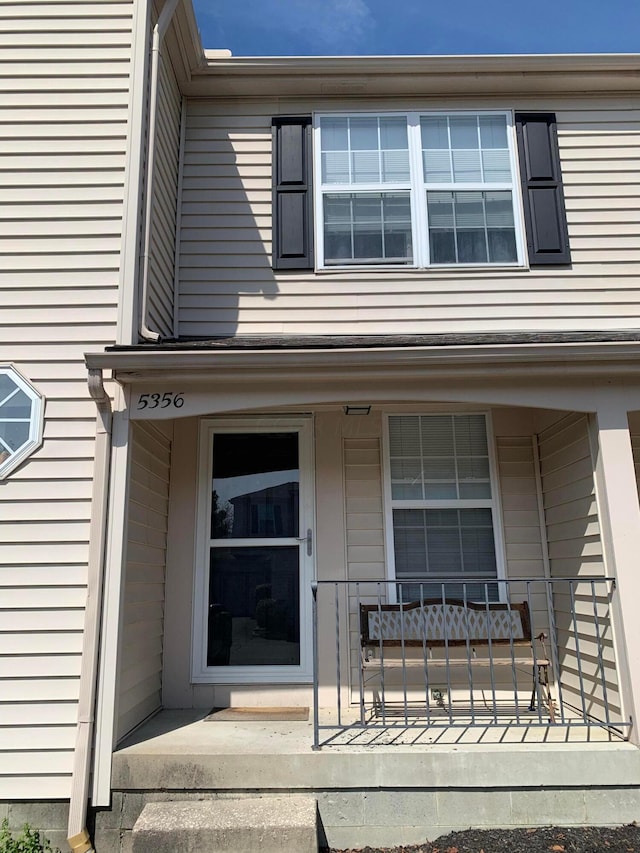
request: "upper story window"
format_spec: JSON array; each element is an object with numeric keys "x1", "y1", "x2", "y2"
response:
[
  {"x1": 271, "y1": 112, "x2": 571, "y2": 271},
  {"x1": 314, "y1": 112, "x2": 523, "y2": 270},
  {"x1": 0, "y1": 365, "x2": 44, "y2": 479}
]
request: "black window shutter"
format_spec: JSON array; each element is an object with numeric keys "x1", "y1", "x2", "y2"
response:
[
  {"x1": 515, "y1": 112, "x2": 571, "y2": 266},
  {"x1": 272, "y1": 116, "x2": 313, "y2": 270}
]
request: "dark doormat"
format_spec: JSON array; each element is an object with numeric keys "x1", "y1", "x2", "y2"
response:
[{"x1": 204, "y1": 706, "x2": 309, "y2": 722}]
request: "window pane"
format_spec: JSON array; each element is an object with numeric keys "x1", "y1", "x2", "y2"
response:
[
  {"x1": 427, "y1": 191, "x2": 516, "y2": 266},
  {"x1": 381, "y1": 149, "x2": 410, "y2": 182},
  {"x1": 481, "y1": 149, "x2": 511, "y2": 183},
  {"x1": 320, "y1": 117, "x2": 348, "y2": 151},
  {"x1": 0, "y1": 375, "x2": 17, "y2": 400},
  {"x1": 353, "y1": 228, "x2": 383, "y2": 260},
  {"x1": 0, "y1": 422, "x2": 29, "y2": 455},
  {"x1": 457, "y1": 229, "x2": 487, "y2": 263},
  {"x1": 479, "y1": 115, "x2": 508, "y2": 149},
  {"x1": 452, "y1": 149, "x2": 482, "y2": 182},
  {"x1": 211, "y1": 433, "x2": 299, "y2": 539},
  {"x1": 389, "y1": 415, "x2": 420, "y2": 455},
  {"x1": 208, "y1": 545, "x2": 299, "y2": 666},
  {"x1": 423, "y1": 457, "x2": 456, "y2": 481},
  {"x1": 421, "y1": 116, "x2": 449, "y2": 149},
  {"x1": 380, "y1": 116, "x2": 408, "y2": 150},
  {"x1": 323, "y1": 193, "x2": 412, "y2": 263},
  {"x1": 350, "y1": 117, "x2": 378, "y2": 150},
  {"x1": 393, "y1": 508, "x2": 497, "y2": 580},
  {"x1": 2, "y1": 388, "x2": 32, "y2": 419},
  {"x1": 393, "y1": 525, "x2": 427, "y2": 575},
  {"x1": 423, "y1": 149, "x2": 452, "y2": 183},
  {"x1": 351, "y1": 150, "x2": 380, "y2": 183},
  {"x1": 322, "y1": 151, "x2": 350, "y2": 184},
  {"x1": 421, "y1": 414, "x2": 455, "y2": 456},
  {"x1": 429, "y1": 230, "x2": 456, "y2": 264},
  {"x1": 449, "y1": 116, "x2": 479, "y2": 149},
  {"x1": 426, "y1": 192, "x2": 454, "y2": 229},
  {"x1": 389, "y1": 414, "x2": 492, "y2": 500},
  {"x1": 390, "y1": 458, "x2": 423, "y2": 500},
  {"x1": 488, "y1": 229, "x2": 518, "y2": 263},
  {"x1": 454, "y1": 193, "x2": 484, "y2": 228},
  {"x1": 454, "y1": 414, "x2": 487, "y2": 455},
  {"x1": 485, "y1": 192, "x2": 515, "y2": 228}
]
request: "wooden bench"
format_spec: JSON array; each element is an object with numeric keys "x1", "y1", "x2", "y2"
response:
[{"x1": 359, "y1": 599, "x2": 555, "y2": 723}]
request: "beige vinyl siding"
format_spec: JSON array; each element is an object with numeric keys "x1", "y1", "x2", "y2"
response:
[
  {"x1": 178, "y1": 97, "x2": 640, "y2": 337},
  {"x1": 147, "y1": 47, "x2": 182, "y2": 338},
  {"x1": 496, "y1": 435, "x2": 547, "y2": 631},
  {"x1": 0, "y1": 0, "x2": 132, "y2": 798},
  {"x1": 537, "y1": 413, "x2": 620, "y2": 723},
  {"x1": 116, "y1": 422, "x2": 172, "y2": 742},
  {"x1": 345, "y1": 436, "x2": 386, "y2": 588}
]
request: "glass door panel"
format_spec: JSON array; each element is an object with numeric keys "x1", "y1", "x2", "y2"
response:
[{"x1": 207, "y1": 431, "x2": 303, "y2": 669}]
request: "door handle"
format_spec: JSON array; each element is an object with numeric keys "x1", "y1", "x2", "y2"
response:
[{"x1": 296, "y1": 528, "x2": 313, "y2": 556}]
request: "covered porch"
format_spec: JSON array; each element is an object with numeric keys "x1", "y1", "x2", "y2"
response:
[{"x1": 85, "y1": 337, "x2": 640, "y2": 816}]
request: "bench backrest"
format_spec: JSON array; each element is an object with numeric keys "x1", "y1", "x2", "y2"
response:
[{"x1": 360, "y1": 599, "x2": 531, "y2": 648}]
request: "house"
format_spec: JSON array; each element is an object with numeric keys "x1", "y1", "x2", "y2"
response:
[{"x1": 2, "y1": 0, "x2": 640, "y2": 849}]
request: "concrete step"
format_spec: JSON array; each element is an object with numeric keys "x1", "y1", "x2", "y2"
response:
[{"x1": 126, "y1": 796, "x2": 318, "y2": 853}]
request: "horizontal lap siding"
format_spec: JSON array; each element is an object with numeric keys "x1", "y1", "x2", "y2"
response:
[
  {"x1": 496, "y1": 435, "x2": 548, "y2": 635},
  {"x1": 147, "y1": 50, "x2": 181, "y2": 338},
  {"x1": 178, "y1": 97, "x2": 640, "y2": 337},
  {"x1": 344, "y1": 435, "x2": 385, "y2": 694},
  {"x1": 116, "y1": 422, "x2": 172, "y2": 742},
  {"x1": 537, "y1": 414, "x2": 620, "y2": 721},
  {"x1": 0, "y1": 0, "x2": 132, "y2": 798}
]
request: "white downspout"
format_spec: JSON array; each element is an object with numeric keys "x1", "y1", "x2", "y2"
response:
[
  {"x1": 139, "y1": 0, "x2": 181, "y2": 341},
  {"x1": 67, "y1": 370, "x2": 113, "y2": 853}
]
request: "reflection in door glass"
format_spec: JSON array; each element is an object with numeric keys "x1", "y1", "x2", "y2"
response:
[
  {"x1": 211, "y1": 433, "x2": 299, "y2": 538},
  {"x1": 208, "y1": 546, "x2": 300, "y2": 667}
]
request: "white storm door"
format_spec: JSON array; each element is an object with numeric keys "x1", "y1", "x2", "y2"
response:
[{"x1": 193, "y1": 419, "x2": 314, "y2": 683}]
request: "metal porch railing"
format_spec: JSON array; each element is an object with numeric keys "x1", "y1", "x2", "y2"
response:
[{"x1": 311, "y1": 576, "x2": 630, "y2": 749}]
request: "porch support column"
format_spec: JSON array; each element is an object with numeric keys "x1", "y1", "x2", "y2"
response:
[{"x1": 591, "y1": 395, "x2": 640, "y2": 743}]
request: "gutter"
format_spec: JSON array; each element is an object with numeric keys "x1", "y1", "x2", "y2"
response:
[
  {"x1": 67, "y1": 370, "x2": 113, "y2": 853},
  {"x1": 84, "y1": 338, "x2": 640, "y2": 378},
  {"x1": 138, "y1": 0, "x2": 180, "y2": 342}
]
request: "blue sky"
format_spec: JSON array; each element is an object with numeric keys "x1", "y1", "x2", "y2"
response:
[{"x1": 192, "y1": 0, "x2": 640, "y2": 56}]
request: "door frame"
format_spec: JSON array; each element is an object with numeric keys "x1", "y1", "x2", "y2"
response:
[{"x1": 191, "y1": 416, "x2": 315, "y2": 683}]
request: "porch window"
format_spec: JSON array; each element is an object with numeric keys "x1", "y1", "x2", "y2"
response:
[{"x1": 386, "y1": 413, "x2": 500, "y2": 601}]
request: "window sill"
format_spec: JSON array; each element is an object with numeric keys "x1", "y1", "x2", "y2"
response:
[{"x1": 314, "y1": 263, "x2": 530, "y2": 276}]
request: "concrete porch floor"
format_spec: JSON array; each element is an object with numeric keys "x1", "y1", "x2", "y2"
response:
[
  {"x1": 114, "y1": 708, "x2": 636, "y2": 789},
  {"x1": 105, "y1": 710, "x2": 640, "y2": 850}
]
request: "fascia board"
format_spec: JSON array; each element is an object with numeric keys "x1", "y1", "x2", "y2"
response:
[{"x1": 183, "y1": 53, "x2": 640, "y2": 98}]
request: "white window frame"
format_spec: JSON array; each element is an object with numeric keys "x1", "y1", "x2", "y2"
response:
[
  {"x1": 0, "y1": 364, "x2": 44, "y2": 479},
  {"x1": 313, "y1": 109, "x2": 526, "y2": 271},
  {"x1": 382, "y1": 410, "x2": 507, "y2": 604},
  {"x1": 192, "y1": 416, "x2": 315, "y2": 684}
]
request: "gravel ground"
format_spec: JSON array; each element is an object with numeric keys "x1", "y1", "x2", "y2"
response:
[{"x1": 327, "y1": 823, "x2": 640, "y2": 853}]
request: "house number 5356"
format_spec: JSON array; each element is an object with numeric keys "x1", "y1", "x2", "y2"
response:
[{"x1": 136, "y1": 392, "x2": 185, "y2": 410}]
